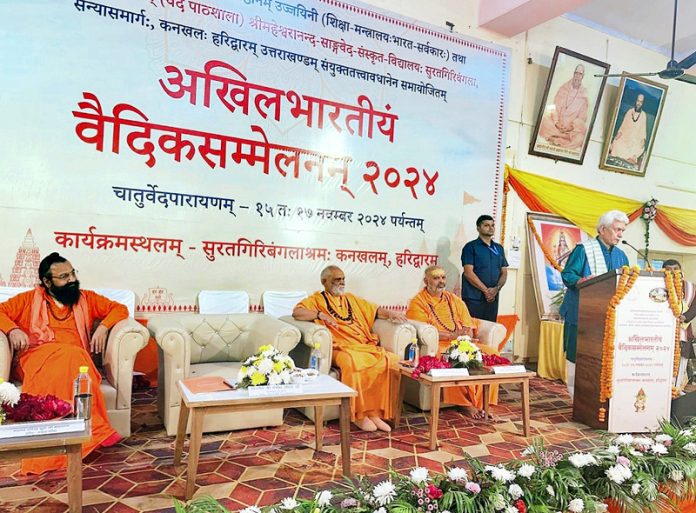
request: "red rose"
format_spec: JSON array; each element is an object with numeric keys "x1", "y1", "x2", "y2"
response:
[
  {"x1": 514, "y1": 499, "x2": 526, "y2": 513},
  {"x1": 426, "y1": 484, "x2": 443, "y2": 500}
]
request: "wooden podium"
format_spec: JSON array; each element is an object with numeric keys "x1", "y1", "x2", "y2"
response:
[{"x1": 573, "y1": 270, "x2": 677, "y2": 433}]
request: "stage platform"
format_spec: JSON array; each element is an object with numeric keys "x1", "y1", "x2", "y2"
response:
[{"x1": 0, "y1": 377, "x2": 606, "y2": 512}]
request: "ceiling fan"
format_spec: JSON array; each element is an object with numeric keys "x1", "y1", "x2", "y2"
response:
[{"x1": 595, "y1": 0, "x2": 696, "y2": 85}]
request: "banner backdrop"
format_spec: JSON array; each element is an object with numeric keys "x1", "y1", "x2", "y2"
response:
[{"x1": 0, "y1": 0, "x2": 509, "y2": 314}]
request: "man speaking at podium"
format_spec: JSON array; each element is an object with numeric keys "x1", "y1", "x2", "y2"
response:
[{"x1": 560, "y1": 210, "x2": 630, "y2": 398}]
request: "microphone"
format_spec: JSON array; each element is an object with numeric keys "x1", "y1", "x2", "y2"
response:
[{"x1": 621, "y1": 240, "x2": 652, "y2": 270}]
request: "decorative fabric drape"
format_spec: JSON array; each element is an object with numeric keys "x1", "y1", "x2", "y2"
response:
[{"x1": 504, "y1": 165, "x2": 696, "y2": 246}]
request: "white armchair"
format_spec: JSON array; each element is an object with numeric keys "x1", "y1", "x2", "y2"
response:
[
  {"x1": 404, "y1": 318, "x2": 508, "y2": 411},
  {"x1": 0, "y1": 317, "x2": 149, "y2": 438},
  {"x1": 149, "y1": 313, "x2": 301, "y2": 435},
  {"x1": 284, "y1": 317, "x2": 416, "y2": 421}
]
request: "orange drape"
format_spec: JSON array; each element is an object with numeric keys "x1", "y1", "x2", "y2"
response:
[
  {"x1": 495, "y1": 314, "x2": 519, "y2": 352},
  {"x1": 134, "y1": 319, "x2": 159, "y2": 387}
]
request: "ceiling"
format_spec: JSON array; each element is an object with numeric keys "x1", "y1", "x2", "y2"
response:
[{"x1": 566, "y1": 0, "x2": 696, "y2": 68}]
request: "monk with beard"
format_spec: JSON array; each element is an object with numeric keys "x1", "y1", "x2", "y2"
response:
[
  {"x1": 293, "y1": 265, "x2": 406, "y2": 432},
  {"x1": 0, "y1": 252, "x2": 127, "y2": 474},
  {"x1": 608, "y1": 93, "x2": 648, "y2": 169},
  {"x1": 406, "y1": 265, "x2": 499, "y2": 419}
]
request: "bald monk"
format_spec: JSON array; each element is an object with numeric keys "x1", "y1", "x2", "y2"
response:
[
  {"x1": 0, "y1": 252, "x2": 126, "y2": 474},
  {"x1": 407, "y1": 265, "x2": 499, "y2": 419},
  {"x1": 293, "y1": 265, "x2": 407, "y2": 432}
]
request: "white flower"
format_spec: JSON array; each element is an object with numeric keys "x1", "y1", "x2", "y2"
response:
[
  {"x1": 568, "y1": 498, "x2": 585, "y2": 513},
  {"x1": 373, "y1": 507, "x2": 386, "y2": 513},
  {"x1": 316, "y1": 490, "x2": 333, "y2": 506},
  {"x1": 521, "y1": 446, "x2": 534, "y2": 456},
  {"x1": 505, "y1": 507, "x2": 518, "y2": 513},
  {"x1": 684, "y1": 442, "x2": 696, "y2": 455},
  {"x1": 372, "y1": 480, "x2": 396, "y2": 506},
  {"x1": 458, "y1": 352, "x2": 470, "y2": 363},
  {"x1": 606, "y1": 463, "x2": 632, "y2": 484},
  {"x1": 268, "y1": 373, "x2": 283, "y2": 385},
  {"x1": 0, "y1": 381, "x2": 20, "y2": 406},
  {"x1": 669, "y1": 470, "x2": 684, "y2": 482},
  {"x1": 680, "y1": 429, "x2": 693, "y2": 437},
  {"x1": 410, "y1": 467, "x2": 429, "y2": 484},
  {"x1": 518, "y1": 464, "x2": 535, "y2": 478},
  {"x1": 546, "y1": 485, "x2": 555, "y2": 497},
  {"x1": 240, "y1": 507, "x2": 261, "y2": 513},
  {"x1": 655, "y1": 434, "x2": 672, "y2": 444},
  {"x1": 632, "y1": 437, "x2": 652, "y2": 448},
  {"x1": 257, "y1": 358, "x2": 274, "y2": 374},
  {"x1": 650, "y1": 443, "x2": 668, "y2": 455},
  {"x1": 492, "y1": 493, "x2": 506, "y2": 510},
  {"x1": 631, "y1": 483, "x2": 641, "y2": 496},
  {"x1": 615, "y1": 434, "x2": 634, "y2": 446},
  {"x1": 595, "y1": 504, "x2": 609, "y2": 513},
  {"x1": 569, "y1": 453, "x2": 597, "y2": 468},
  {"x1": 475, "y1": 352, "x2": 483, "y2": 362},
  {"x1": 508, "y1": 484, "x2": 523, "y2": 500},
  {"x1": 280, "y1": 497, "x2": 298, "y2": 509},
  {"x1": 606, "y1": 445, "x2": 620, "y2": 455},
  {"x1": 449, "y1": 349, "x2": 460, "y2": 360},
  {"x1": 485, "y1": 464, "x2": 516, "y2": 483},
  {"x1": 629, "y1": 449, "x2": 643, "y2": 457},
  {"x1": 447, "y1": 467, "x2": 468, "y2": 482},
  {"x1": 279, "y1": 370, "x2": 292, "y2": 384}
]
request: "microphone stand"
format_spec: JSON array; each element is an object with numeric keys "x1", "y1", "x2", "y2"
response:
[{"x1": 620, "y1": 240, "x2": 653, "y2": 271}]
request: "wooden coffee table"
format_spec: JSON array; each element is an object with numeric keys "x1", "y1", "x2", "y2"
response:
[
  {"x1": 174, "y1": 374, "x2": 357, "y2": 499},
  {"x1": 0, "y1": 427, "x2": 90, "y2": 512},
  {"x1": 394, "y1": 366, "x2": 536, "y2": 449}
]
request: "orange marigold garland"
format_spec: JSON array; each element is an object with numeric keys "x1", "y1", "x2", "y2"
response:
[
  {"x1": 664, "y1": 269, "x2": 684, "y2": 398},
  {"x1": 526, "y1": 217, "x2": 563, "y2": 272},
  {"x1": 598, "y1": 266, "x2": 641, "y2": 416}
]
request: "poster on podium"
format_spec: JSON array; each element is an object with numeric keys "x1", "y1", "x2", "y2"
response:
[{"x1": 608, "y1": 275, "x2": 676, "y2": 433}]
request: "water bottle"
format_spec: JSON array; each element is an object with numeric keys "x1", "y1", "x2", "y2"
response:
[
  {"x1": 405, "y1": 338, "x2": 419, "y2": 366},
  {"x1": 73, "y1": 366, "x2": 92, "y2": 421},
  {"x1": 309, "y1": 343, "x2": 322, "y2": 371}
]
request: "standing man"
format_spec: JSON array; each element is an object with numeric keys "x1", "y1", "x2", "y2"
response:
[
  {"x1": 662, "y1": 259, "x2": 695, "y2": 389},
  {"x1": 461, "y1": 215, "x2": 508, "y2": 322},
  {"x1": 559, "y1": 210, "x2": 629, "y2": 398}
]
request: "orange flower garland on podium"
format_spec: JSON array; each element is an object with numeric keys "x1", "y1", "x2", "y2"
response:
[{"x1": 572, "y1": 267, "x2": 682, "y2": 433}]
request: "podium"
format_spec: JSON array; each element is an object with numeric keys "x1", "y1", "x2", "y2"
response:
[{"x1": 573, "y1": 270, "x2": 677, "y2": 433}]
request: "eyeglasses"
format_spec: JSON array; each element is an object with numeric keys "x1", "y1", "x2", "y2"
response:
[{"x1": 52, "y1": 269, "x2": 78, "y2": 281}]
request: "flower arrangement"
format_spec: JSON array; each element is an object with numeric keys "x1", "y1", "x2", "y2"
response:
[
  {"x1": 175, "y1": 420, "x2": 696, "y2": 513},
  {"x1": 411, "y1": 355, "x2": 451, "y2": 379},
  {"x1": 5, "y1": 393, "x2": 72, "y2": 422},
  {"x1": 0, "y1": 379, "x2": 20, "y2": 424},
  {"x1": 482, "y1": 353, "x2": 511, "y2": 367},
  {"x1": 236, "y1": 344, "x2": 296, "y2": 388},
  {"x1": 641, "y1": 198, "x2": 658, "y2": 259},
  {"x1": 442, "y1": 336, "x2": 483, "y2": 370}
]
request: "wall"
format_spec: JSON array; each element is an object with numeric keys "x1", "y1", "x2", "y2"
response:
[{"x1": 361, "y1": 0, "x2": 696, "y2": 360}]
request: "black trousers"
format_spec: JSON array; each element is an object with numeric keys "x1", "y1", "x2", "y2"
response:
[{"x1": 463, "y1": 298, "x2": 499, "y2": 322}]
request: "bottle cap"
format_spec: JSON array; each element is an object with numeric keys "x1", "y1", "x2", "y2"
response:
[
  {"x1": 313, "y1": 343, "x2": 321, "y2": 349},
  {"x1": 79, "y1": 366, "x2": 89, "y2": 373}
]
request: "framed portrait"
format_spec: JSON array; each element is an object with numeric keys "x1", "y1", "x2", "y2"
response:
[
  {"x1": 525, "y1": 212, "x2": 589, "y2": 320},
  {"x1": 600, "y1": 75, "x2": 668, "y2": 177},
  {"x1": 529, "y1": 46, "x2": 610, "y2": 164}
]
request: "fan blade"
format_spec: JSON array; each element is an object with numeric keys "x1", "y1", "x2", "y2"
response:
[
  {"x1": 677, "y1": 50, "x2": 696, "y2": 71},
  {"x1": 676, "y1": 73, "x2": 696, "y2": 85},
  {"x1": 594, "y1": 72, "x2": 658, "y2": 78}
]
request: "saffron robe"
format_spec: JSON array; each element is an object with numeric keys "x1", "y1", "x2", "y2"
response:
[
  {"x1": 406, "y1": 289, "x2": 499, "y2": 407},
  {"x1": 609, "y1": 107, "x2": 648, "y2": 165},
  {"x1": 298, "y1": 292, "x2": 399, "y2": 421},
  {"x1": 538, "y1": 79, "x2": 589, "y2": 150},
  {"x1": 0, "y1": 288, "x2": 128, "y2": 475}
]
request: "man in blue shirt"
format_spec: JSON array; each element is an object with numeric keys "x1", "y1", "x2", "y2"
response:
[
  {"x1": 559, "y1": 210, "x2": 629, "y2": 398},
  {"x1": 461, "y1": 215, "x2": 508, "y2": 322}
]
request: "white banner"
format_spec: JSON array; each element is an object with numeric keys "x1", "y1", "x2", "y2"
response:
[
  {"x1": 0, "y1": 0, "x2": 509, "y2": 314},
  {"x1": 609, "y1": 276, "x2": 676, "y2": 433}
]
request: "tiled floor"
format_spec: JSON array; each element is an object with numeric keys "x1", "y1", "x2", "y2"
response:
[{"x1": 0, "y1": 377, "x2": 606, "y2": 512}]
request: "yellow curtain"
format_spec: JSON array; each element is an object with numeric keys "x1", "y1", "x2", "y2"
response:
[
  {"x1": 659, "y1": 204, "x2": 696, "y2": 236},
  {"x1": 506, "y1": 165, "x2": 642, "y2": 235}
]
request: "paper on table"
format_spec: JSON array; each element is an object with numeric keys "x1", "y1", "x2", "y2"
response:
[
  {"x1": 182, "y1": 376, "x2": 235, "y2": 394},
  {"x1": 491, "y1": 365, "x2": 527, "y2": 374},
  {"x1": 429, "y1": 368, "x2": 470, "y2": 378}
]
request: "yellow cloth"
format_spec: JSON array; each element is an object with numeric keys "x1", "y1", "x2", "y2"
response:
[
  {"x1": 537, "y1": 320, "x2": 567, "y2": 383},
  {"x1": 505, "y1": 165, "x2": 641, "y2": 236},
  {"x1": 406, "y1": 288, "x2": 498, "y2": 407},
  {"x1": 298, "y1": 291, "x2": 398, "y2": 421}
]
